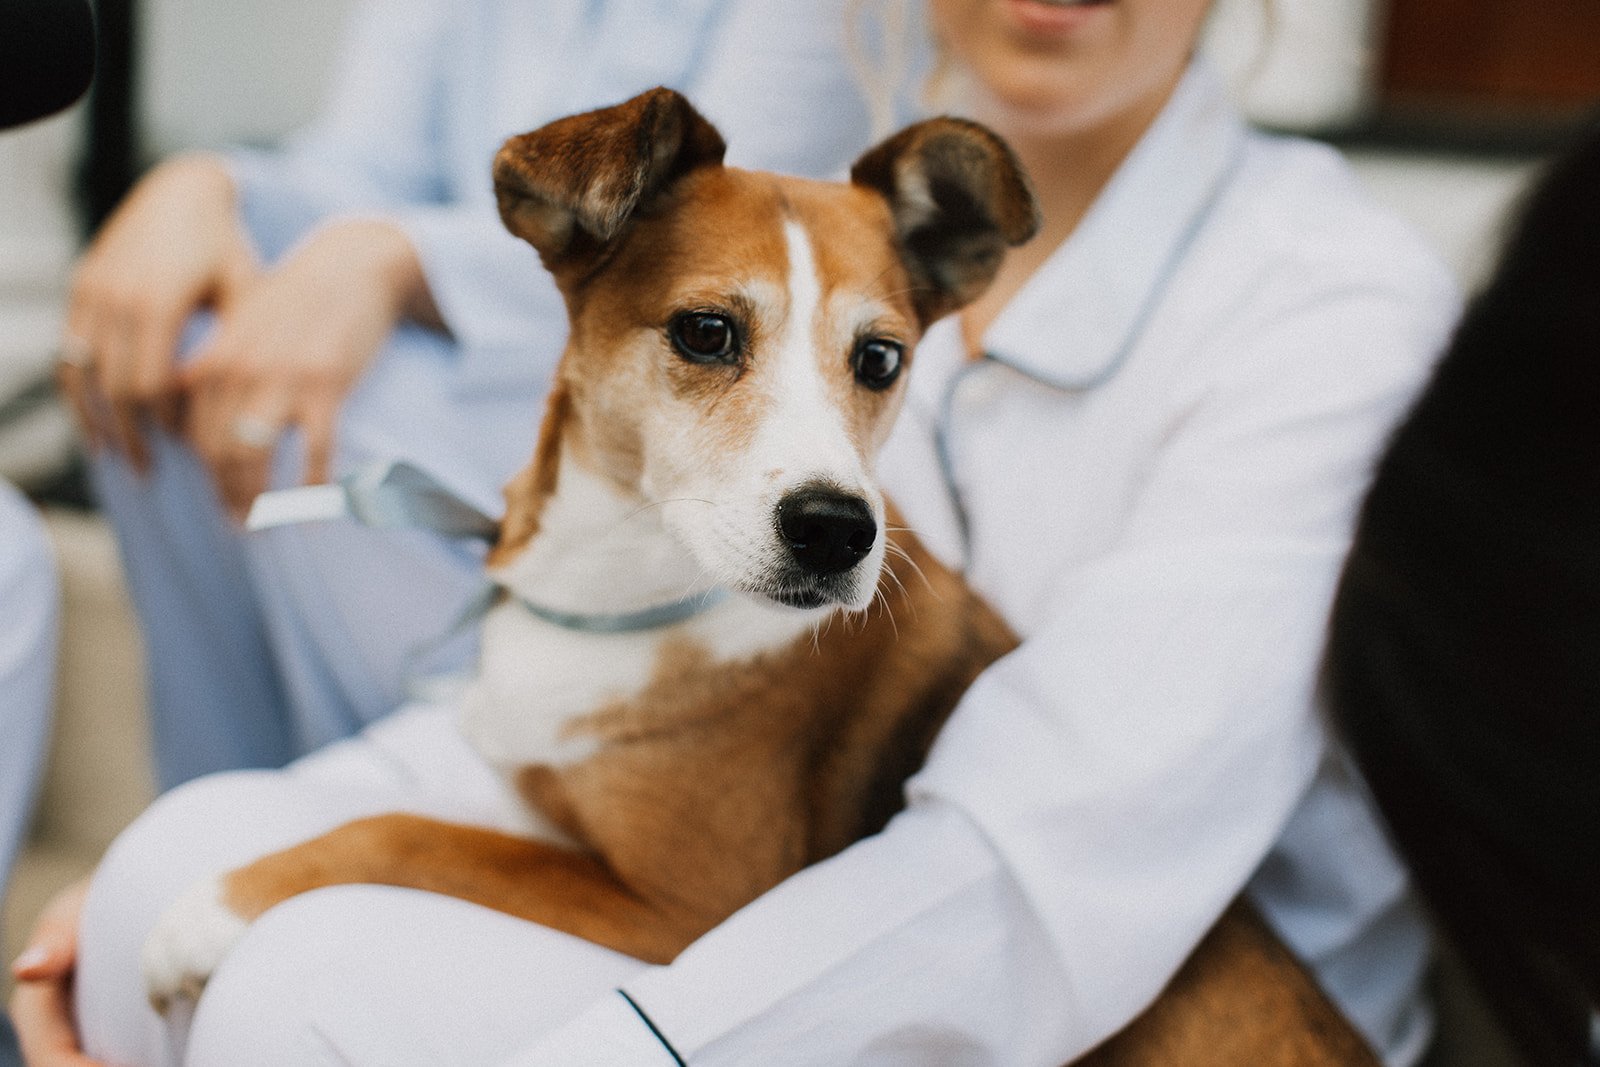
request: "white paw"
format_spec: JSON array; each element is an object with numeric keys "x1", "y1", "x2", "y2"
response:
[{"x1": 141, "y1": 875, "x2": 251, "y2": 1013}]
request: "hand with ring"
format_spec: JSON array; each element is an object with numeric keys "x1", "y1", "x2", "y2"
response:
[
  {"x1": 229, "y1": 413, "x2": 282, "y2": 451},
  {"x1": 54, "y1": 334, "x2": 99, "y2": 449},
  {"x1": 182, "y1": 218, "x2": 438, "y2": 523},
  {"x1": 60, "y1": 152, "x2": 259, "y2": 471}
]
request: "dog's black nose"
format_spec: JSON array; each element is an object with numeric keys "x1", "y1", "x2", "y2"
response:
[{"x1": 777, "y1": 488, "x2": 876, "y2": 577}]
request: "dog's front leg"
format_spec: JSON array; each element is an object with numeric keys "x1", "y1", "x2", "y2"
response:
[{"x1": 142, "y1": 813, "x2": 704, "y2": 1011}]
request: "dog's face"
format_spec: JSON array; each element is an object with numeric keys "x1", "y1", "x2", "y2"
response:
[
  {"x1": 554, "y1": 171, "x2": 920, "y2": 609},
  {"x1": 492, "y1": 89, "x2": 1037, "y2": 612}
]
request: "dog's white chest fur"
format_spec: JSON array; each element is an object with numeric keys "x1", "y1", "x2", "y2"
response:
[
  {"x1": 458, "y1": 458, "x2": 820, "y2": 777},
  {"x1": 458, "y1": 609, "x2": 654, "y2": 770},
  {"x1": 459, "y1": 598, "x2": 818, "y2": 774}
]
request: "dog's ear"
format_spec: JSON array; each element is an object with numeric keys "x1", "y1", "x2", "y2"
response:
[
  {"x1": 494, "y1": 87, "x2": 727, "y2": 270},
  {"x1": 851, "y1": 118, "x2": 1039, "y2": 325}
]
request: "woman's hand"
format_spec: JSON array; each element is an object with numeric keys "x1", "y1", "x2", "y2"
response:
[
  {"x1": 180, "y1": 218, "x2": 434, "y2": 523},
  {"x1": 59, "y1": 153, "x2": 258, "y2": 471},
  {"x1": 9, "y1": 879, "x2": 113, "y2": 1067}
]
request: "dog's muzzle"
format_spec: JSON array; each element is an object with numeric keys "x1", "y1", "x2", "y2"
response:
[{"x1": 765, "y1": 485, "x2": 877, "y2": 608}]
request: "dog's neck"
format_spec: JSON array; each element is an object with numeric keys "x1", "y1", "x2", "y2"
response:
[
  {"x1": 491, "y1": 451, "x2": 715, "y2": 619},
  {"x1": 463, "y1": 447, "x2": 834, "y2": 791}
]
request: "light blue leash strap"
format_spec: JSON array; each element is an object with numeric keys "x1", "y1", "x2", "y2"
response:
[
  {"x1": 248, "y1": 461, "x2": 729, "y2": 637},
  {"x1": 248, "y1": 462, "x2": 730, "y2": 705},
  {"x1": 246, "y1": 459, "x2": 501, "y2": 542}
]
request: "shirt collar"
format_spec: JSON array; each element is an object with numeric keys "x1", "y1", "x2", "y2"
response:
[{"x1": 981, "y1": 59, "x2": 1249, "y2": 389}]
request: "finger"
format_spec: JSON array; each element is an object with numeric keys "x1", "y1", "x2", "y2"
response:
[
  {"x1": 10, "y1": 980, "x2": 108, "y2": 1067},
  {"x1": 219, "y1": 428, "x2": 279, "y2": 524},
  {"x1": 133, "y1": 307, "x2": 185, "y2": 436},
  {"x1": 298, "y1": 394, "x2": 341, "y2": 488},
  {"x1": 179, "y1": 346, "x2": 235, "y2": 468},
  {"x1": 182, "y1": 376, "x2": 230, "y2": 493},
  {"x1": 106, "y1": 396, "x2": 150, "y2": 474},
  {"x1": 215, "y1": 244, "x2": 261, "y2": 310},
  {"x1": 55, "y1": 361, "x2": 102, "y2": 454},
  {"x1": 58, "y1": 301, "x2": 106, "y2": 451},
  {"x1": 154, "y1": 386, "x2": 189, "y2": 438},
  {"x1": 211, "y1": 385, "x2": 288, "y2": 523},
  {"x1": 97, "y1": 311, "x2": 151, "y2": 473},
  {"x1": 11, "y1": 878, "x2": 90, "y2": 982},
  {"x1": 174, "y1": 348, "x2": 214, "y2": 396}
]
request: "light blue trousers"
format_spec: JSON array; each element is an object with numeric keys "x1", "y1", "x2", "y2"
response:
[
  {"x1": 0, "y1": 482, "x2": 59, "y2": 957},
  {"x1": 90, "y1": 319, "x2": 537, "y2": 790}
]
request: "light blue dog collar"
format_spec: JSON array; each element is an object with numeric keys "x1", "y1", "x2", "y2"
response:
[{"x1": 248, "y1": 460, "x2": 729, "y2": 634}]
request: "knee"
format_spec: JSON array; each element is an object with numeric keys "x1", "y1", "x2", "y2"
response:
[
  {"x1": 86, "y1": 772, "x2": 283, "y2": 935},
  {"x1": 76, "y1": 771, "x2": 282, "y2": 1059},
  {"x1": 0, "y1": 483, "x2": 58, "y2": 662},
  {"x1": 186, "y1": 887, "x2": 415, "y2": 1067},
  {"x1": 83, "y1": 772, "x2": 291, "y2": 966}
]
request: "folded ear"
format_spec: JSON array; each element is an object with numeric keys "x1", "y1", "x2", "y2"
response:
[
  {"x1": 493, "y1": 87, "x2": 727, "y2": 271},
  {"x1": 850, "y1": 118, "x2": 1039, "y2": 325}
]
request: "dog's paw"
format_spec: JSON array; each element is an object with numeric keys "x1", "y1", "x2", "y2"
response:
[{"x1": 141, "y1": 875, "x2": 251, "y2": 1014}]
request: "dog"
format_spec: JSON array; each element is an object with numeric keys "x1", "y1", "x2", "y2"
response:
[{"x1": 142, "y1": 88, "x2": 1377, "y2": 1065}]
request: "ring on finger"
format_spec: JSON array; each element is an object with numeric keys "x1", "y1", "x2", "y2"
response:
[
  {"x1": 58, "y1": 335, "x2": 94, "y2": 371},
  {"x1": 230, "y1": 414, "x2": 283, "y2": 450}
]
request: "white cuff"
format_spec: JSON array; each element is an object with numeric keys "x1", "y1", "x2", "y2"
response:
[{"x1": 500, "y1": 990, "x2": 684, "y2": 1066}]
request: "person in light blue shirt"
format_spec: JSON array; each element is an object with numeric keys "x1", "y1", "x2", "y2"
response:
[
  {"x1": 0, "y1": 482, "x2": 58, "y2": 1067},
  {"x1": 55, "y1": 0, "x2": 876, "y2": 789}
]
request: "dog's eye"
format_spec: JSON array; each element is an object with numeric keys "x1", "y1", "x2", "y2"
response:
[
  {"x1": 670, "y1": 312, "x2": 739, "y2": 364},
  {"x1": 852, "y1": 338, "x2": 903, "y2": 391}
]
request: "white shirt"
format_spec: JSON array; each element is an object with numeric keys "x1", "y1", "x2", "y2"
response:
[{"x1": 511, "y1": 63, "x2": 1461, "y2": 1066}]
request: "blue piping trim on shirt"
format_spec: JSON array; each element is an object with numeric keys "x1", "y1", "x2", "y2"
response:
[
  {"x1": 932, "y1": 135, "x2": 1250, "y2": 566},
  {"x1": 618, "y1": 989, "x2": 688, "y2": 1066}
]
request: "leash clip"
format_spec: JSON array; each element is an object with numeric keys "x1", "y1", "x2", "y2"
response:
[{"x1": 246, "y1": 460, "x2": 501, "y2": 542}]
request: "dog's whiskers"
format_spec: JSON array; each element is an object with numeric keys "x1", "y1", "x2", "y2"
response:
[
  {"x1": 615, "y1": 495, "x2": 717, "y2": 529},
  {"x1": 871, "y1": 586, "x2": 900, "y2": 639},
  {"x1": 883, "y1": 538, "x2": 938, "y2": 601},
  {"x1": 878, "y1": 561, "x2": 916, "y2": 622}
]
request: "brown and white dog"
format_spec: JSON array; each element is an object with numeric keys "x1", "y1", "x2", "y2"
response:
[{"x1": 142, "y1": 89, "x2": 1377, "y2": 1065}]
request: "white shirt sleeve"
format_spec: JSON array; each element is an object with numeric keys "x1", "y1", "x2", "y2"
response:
[{"x1": 495, "y1": 279, "x2": 1452, "y2": 1065}]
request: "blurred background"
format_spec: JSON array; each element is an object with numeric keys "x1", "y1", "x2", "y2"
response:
[{"x1": 2, "y1": 0, "x2": 1596, "y2": 1063}]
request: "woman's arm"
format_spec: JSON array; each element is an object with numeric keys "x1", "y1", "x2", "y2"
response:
[{"x1": 498, "y1": 281, "x2": 1455, "y2": 1066}]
